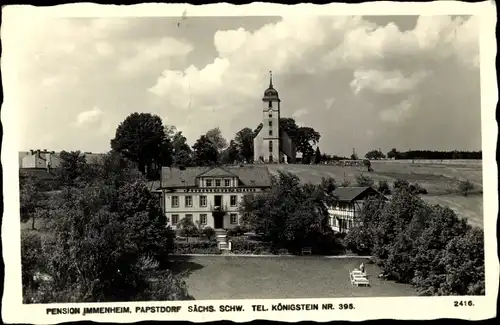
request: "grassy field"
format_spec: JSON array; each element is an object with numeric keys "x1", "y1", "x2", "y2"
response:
[
  {"x1": 267, "y1": 160, "x2": 483, "y2": 228},
  {"x1": 173, "y1": 256, "x2": 416, "y2": 300}
]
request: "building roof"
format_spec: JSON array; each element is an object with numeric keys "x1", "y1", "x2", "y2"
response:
[
  {"x1": 198, "y1": 166, "x2": 238, "y2": 178},
  {"x1": 262, "y1": 71, "x2": 280, "y2": 102},
  {"x1": 332, "y1": 186, "x2": 386, "y2": 203},
  {"x1": 146, "y1": 180, "x2": 162, "y2": 192},
  {"x1": 161, "y1": 165, "x2": 272, "y2": 189}
]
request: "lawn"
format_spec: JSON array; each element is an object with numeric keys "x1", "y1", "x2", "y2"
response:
[
  {"x1": 267, "y1": 161, "x2": 484, "y2": 228},
  {"x1": 171, "y1": 256, "x2": 416, "y2": 300}
]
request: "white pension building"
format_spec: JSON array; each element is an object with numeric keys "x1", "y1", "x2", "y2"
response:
[{"x1": 154, "y1": 165, "x2": 272, "y2": 230}]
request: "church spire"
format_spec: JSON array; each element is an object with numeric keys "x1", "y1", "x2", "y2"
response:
[{"x1": 269, "y1": 70, "x2": 273, "y2": 88}]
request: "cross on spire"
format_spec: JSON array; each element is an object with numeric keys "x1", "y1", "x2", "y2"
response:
[{"x1": 269, "y1": 70, "x2": 273, "y2": 88}]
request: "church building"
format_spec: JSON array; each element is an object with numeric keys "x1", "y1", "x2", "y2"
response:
[{"x1": 253, "y1": 72, "x2": 297, "y2": 164}]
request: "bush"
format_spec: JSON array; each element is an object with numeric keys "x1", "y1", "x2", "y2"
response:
[
  {"x1": 230, "y1": 237, "x2": 272, "y2": 255},
  {"x1": 201, "y1": 226, "x2": 216, "y2": 241},
  {"x1": 340, "y1": 179, "x2": 351, "y2": 187},
  {"x1": 178, "y1": 217, "x2": 200, "y2": 239},
  {"x1": 458, "y1": 180, "x2": 474, "y2": 197},
  {"x1": 173, "y1": 241, "x2": 221, "y2": 255},
  {"x1": 410, "y1": 182, "x2": 428, "y2": 195},
  {"x1": 21, "y1": 232, "x2": 44, "y2": 291},
  {"x1": 355, "y1": 174, "x2": 374, "y2": 187},
  {"x1": 377, "y1": 180, "x2": 391, "y2": 195},
  {"x1": 394, "y1": 179, "x2": 427, "y2": 195},
  {"x1": 227, "y1": 225, "x2": 246, "y2": 237}
]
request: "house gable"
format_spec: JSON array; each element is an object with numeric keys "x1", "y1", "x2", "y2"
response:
[{"x1": 197, "y1": 166, "x2": 238, "y2": 178}]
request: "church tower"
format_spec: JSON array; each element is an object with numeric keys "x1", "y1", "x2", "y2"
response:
[{"x1": 255, "y1": 71, "x2": 281, "y2": 163}]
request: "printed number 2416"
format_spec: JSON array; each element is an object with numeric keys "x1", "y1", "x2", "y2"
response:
[{"x1": 454, "y1": 300, "x2": 474, "y2": 307}]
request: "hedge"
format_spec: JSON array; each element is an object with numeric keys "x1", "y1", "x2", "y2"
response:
[{"x1": 173, "y1": 241, "x2": 221, "y2": 255}]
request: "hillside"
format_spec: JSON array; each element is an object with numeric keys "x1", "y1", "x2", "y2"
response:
[{"x1": 266, "y1": 160, "x2": 483, "y2": 228}]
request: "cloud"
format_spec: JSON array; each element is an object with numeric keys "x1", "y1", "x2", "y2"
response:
[
  {"x1": 146, "y1": 15, "x2": 479, "y2": 154},
  {"x1": 292, "y1": 109, "x2": 309, "y2": 119},
  {"x1": 350, "y1": 69, "x2": 430, "y2": 94},
  {"x1": 118, "y1": 37, "x2": 194, "y2": 74},
  {"x1": 11, "y1": 14, "x2": 481, "y2": 156},
  {"x1": 76, "y1": 107, "x2": 104, "y2": 126},
  {"x1": 379, "y1": 96, "x2": 418, "y2": 123},
  {"x1": 324, "y1": 97, "x2": 336, "y2": 110}
]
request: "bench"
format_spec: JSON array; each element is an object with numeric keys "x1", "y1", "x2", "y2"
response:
[{"x1": 301, "y1": 247, "x2": 312, "y2": 255}]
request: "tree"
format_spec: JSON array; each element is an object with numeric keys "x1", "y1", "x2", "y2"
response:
[
  {"x1": 235, "y1": 127, "x2": 255, "y2": 163},
  {"x1": 192, "y1": 135, "x2": 219, "y2": 166},
  {"x1": 205, "y1": 127, "x2": 228, "y2": 152},
  {"x1": 355, "y1": 174, "x2": 374, "y2": 187},
  {"x1": 220, "y1": 140, "x2": 239, "y2": 164},
  {"x1": 365, "y1": 150, "x2": 386, "y2": 160},
  {"x1": 171, "y1": 131, "x2": 193, "y2": 167},
  {"x1": 350, "y1": 152, "x2": 358, "y2": 160},
  {"x1": 279, "y1": 118, "x2": 321, "y2": 163},
  {"x1": 458, "y1": 180, "x2": 474, "y2": 197},
  {"x1": 239, "y1": 171, "x2": 333, "y2": 253},
  {"x1": 314, "y1": 147, "x2": 322, "y2": 164},
  {"x1": 178, "y1": 217, "x2": 200, "y2": 242},
  {"x1": 363, "y1": 159, "x2": 373, "y2": 172},
  {"x1": 340, "y1": 179, "x2": 351, "y2": 187},
  {"x1": 111, "y1": 113, "x2": 169, "y2": 177},
  {"x1": 387, "y1": 148, "x2": 400, "y2": 159},
  {"x1": 56, "y1": 151, "x2": 88, "y2": 186},
  {"x1": 20, "y1": 175, "x2": 45, "y2": 229},
  {"x1": 25, "y1": 176, "x2": 178, "y2": 303},
  {"x1": 377, "y1": 180, "x2": 391, "y2": 195}
]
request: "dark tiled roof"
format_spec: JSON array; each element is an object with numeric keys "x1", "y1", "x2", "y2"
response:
[
  {"x1": 161, "y1": 165, "x2": 272, "y2": 188},
  {"x1": 332, "y1": 186, "x2": 386, "y2": 203},
  {"x1": 146, "y1": 180, "x2": 161, "y2": 192}
]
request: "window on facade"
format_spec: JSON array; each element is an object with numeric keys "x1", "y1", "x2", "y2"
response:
[
  {"x1": 268, "y1": 120, "x2": 272, "y2": 127},
  {"x1": 224, "y1": 179, "x2": 231, "y2": 187},
  {"x1": 171, "y1": 214, "x2": 179, "y2": 225},
  {"x1": 185, "y1": 196, "x2": 192, "y2": 207},
  {"x1": 268, "y1": 101, "x2": 272, "y2": 108},
  {"x1": 230, "y1": 213, "x2": 238, "y2": 225},
  {"x1": 269, "y1": 141, "x2": 273, "y2": 153},
  {"x1": 215, "y1": 179, "x2": 221, "y2": 187},
  {"x1": 269, "y1": 129, "x2": 272, "y2": 136},
  {"x1": 199, "y1": 195, "x2": 207, "y2": 207},
  {"x1": 206, "y1": 179, "x2": 212, "y2": 187},
  {"x1": 200, "y1": 214, "x2": 207, "y2": 225},
  {"x1": 230, "y1": 195, "x2": 237, "y2": 207},
  {"x1": 185, "y1": 214, "x2": 193, "y2": 222},
  {"x1": 171, "y1": 196, "x2": 179, "y2": 208}
]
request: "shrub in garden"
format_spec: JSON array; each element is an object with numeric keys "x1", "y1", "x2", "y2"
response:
[
  {"x1": 229, "y1": 237, "x2": 271, "y2": 254},
  {"x1": 227, "y1": 225, "x2": 245, "y2": 237},
  {"x1": 201, "y1": 226, "x2": 216, "y2": 241},
  {"x1": 173, "y1": 241, "x2": 221, "y2": 255}
]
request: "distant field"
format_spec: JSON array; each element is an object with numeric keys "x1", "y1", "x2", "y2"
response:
[{"x1": 267, "y1": 160, "x2": 484, "y2": 228}]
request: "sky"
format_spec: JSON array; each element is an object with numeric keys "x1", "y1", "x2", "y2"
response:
[{"x1": 8, "y1": 14, "x2": 481, "y2": 157}]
